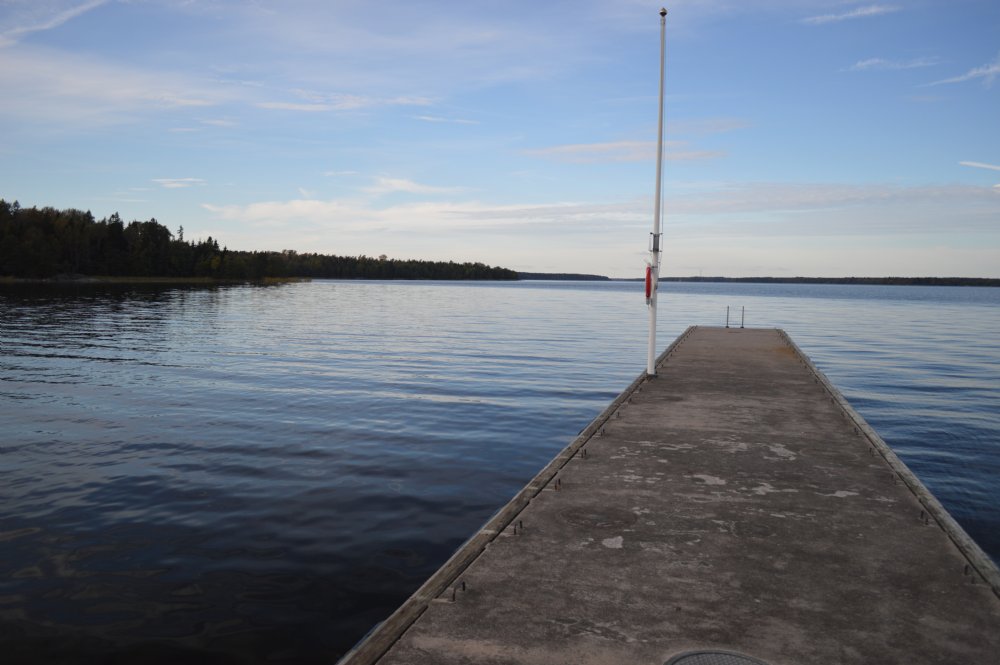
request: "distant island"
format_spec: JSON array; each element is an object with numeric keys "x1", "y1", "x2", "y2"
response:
[{"x1": 0, "y1": 201, "x2": 517, "y2": 281}]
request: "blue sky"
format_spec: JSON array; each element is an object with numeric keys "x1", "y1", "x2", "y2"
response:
[{"x1": 1, "y1": 0, "x2": 998, "y2": 277}]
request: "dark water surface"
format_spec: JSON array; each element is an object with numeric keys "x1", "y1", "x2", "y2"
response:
[{"x1": 2, "y1": 280, "x2": 998, "y2": 663}]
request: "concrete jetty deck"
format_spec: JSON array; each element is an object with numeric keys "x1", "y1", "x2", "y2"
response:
[{"x1": 341, "y1": 327, "x2": 1000, "y2": 665}]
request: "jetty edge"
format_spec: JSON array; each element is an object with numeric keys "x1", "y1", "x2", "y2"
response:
[
  {"x1": 335, "y1": 328, "x2": 690, "y2": 665},
  {"x1": 778, "y1": 329, "x2": 1000, "y2": 594},
  {"x1": 338, "y1": 326, "x2": 1000, "y2": 665}
]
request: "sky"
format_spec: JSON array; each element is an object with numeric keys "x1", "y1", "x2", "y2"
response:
[{"x1": 1, "y1": 0, "x2": 998, "y2": 278}]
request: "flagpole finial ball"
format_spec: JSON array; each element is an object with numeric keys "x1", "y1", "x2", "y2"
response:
[{"x1": 660, "y1": 7, "x2": 667, "y2": 17}]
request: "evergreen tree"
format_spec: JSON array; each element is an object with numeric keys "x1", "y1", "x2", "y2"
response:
[{"x1": 0, "y1": 201, "x2": 519, "y2": 281}]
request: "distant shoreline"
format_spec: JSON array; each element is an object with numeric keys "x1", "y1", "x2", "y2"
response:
[
  {"x1": 519, "y1": 275, "x2": 1000, "y2": 287},
  {"x1": 648, "y1": 276, "x2": 1000, "y2": 287}
]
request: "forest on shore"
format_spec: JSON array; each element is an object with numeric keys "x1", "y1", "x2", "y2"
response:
[{"x1": 0, "y1": 201, "x2": 517, "y2": 281}]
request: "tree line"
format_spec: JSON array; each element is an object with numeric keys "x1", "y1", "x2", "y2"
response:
[{"x1": 0, "y1": 201, "x2": 518, "y2": 281}]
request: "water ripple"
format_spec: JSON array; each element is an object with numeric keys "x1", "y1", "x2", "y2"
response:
[{"x1": 1, "y1": 280, "x2": 998, "y2": 662}]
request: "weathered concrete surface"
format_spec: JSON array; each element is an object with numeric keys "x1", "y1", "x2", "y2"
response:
[{"x1": 343, "y1": 327, "x2": 1000, "y2": 665}]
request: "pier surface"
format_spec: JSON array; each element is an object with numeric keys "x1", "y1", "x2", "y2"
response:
[{"x1": 343, "y1": 327, "x2": 1000, "y2": 665}]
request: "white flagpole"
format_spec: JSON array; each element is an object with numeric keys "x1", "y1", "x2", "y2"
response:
[{"x1": 647, "y1": 7, "x2": 667, "y2": 377}]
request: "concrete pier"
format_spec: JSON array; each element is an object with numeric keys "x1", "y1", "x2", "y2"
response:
[{"x1": 341, "y1": 327, "x2": 1000, "y2": 665}]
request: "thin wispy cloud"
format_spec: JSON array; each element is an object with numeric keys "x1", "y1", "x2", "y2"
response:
[
  {"x1": 668, "y1": 117, "x2": 750, "y2": 136},
  {"x1": 926, "y1": 54, "x2": 1000, "y2": 87},
  {"x1": 256, "y1": 101, "x2": 333, "y2": 112},
  {"x1": 0, "y1": 0, "x2": 107, "y2": 47},
  {"x1": 801, "y1": 4, "x2": 900, "y2": 25},
  {"x1": 257, "y1": 93, "x2": 433, "y2": 113},
  {"x1": 847, "y1": 57, "x2": 940, "y2": 71},
  {"x1": 0, "y1": 47, "x2": 224, "y2": 126},
  {"x1": 160, "y1": 94, "x2": 213, "y2": 107},
  {"x1": 527, "y1": 141, "x2": 652, "y2": 163},
  {"x1": 526, "y1": 140, "x2": 724, "y2": 164},
  {"x1": 666, "y1": 147, "x2": 729, "y2": 162},
  {"x1": 153, "y1": 178, "x2": 206, "y2": 189},
  {"x1": 415, "y1": 115, "x2": 479, "y2": 125},
  {"x1": 288, "y1": 89, "x2": 433, "y2": 109},
  {"x1": 363, "y1": 177, "x2": 464, "y2": 196},
  {"x1": 202, "y1": 199, "x2": 369, "y2": 231},
  {"x1": 960, "y1": 161, "x2": 1000, "y2": 172},
  {"x1": 389, "y1": 96, "x2": 434, "y2": 107}
]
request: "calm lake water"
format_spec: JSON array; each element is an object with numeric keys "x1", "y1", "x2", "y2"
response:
[{"x1": 2, "y1": 280, "x2": 998, "y2": 663}]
